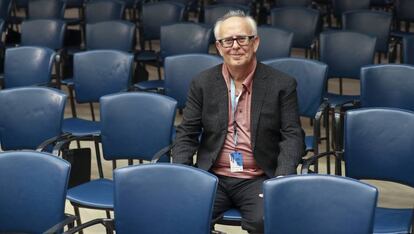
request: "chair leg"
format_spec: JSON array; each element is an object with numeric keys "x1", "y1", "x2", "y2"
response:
[
  {"x1": 106, "y1": 210, "x2": 111, "y2": 219},
  {"x1": 73, "y1": 205, "x2": 84, "y2": 234},
  {"x1": 94, "y1": 139, "x2": 104, "y2": 178}
]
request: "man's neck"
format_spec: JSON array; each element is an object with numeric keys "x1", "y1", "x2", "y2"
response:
[{"x1": 227, "y1": 60, "x2": 257, "y2": 82}]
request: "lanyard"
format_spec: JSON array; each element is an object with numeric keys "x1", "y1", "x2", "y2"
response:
[{"x1": 230, "y1": 78, "x2": 241, "y2": 147}]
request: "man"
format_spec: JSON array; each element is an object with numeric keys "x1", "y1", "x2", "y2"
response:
[{"x1": 172, "y1": 11, "x2": 305, "y2": 234}]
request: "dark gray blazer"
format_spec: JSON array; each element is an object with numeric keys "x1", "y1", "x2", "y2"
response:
[{"x1": 172, "y1": 62, "x2": 305, "y2": 178}]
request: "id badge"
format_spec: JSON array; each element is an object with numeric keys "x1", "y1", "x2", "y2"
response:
[{"x1": 229, "y1": 151, "x2": 243, "y2": 172}]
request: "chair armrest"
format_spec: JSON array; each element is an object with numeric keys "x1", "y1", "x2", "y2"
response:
[
  {"x1": 44, "y1": 214, "x2": 77, "y2": 234},
  {"x1": 301, "y1": 151, "x2": 339, "y2": 174},
  {"x1": 151, "y1": 144, "x2": 173, "y2": 163},
  {"x1": 63, "y1": 218, "x2": 114, "y2": 234},
  {"x1": 36, "y1": 133, "x2": 72, "y2": 152},
  {"x1": 51, "y1": 134, "x2": 98, "y2": 155}
]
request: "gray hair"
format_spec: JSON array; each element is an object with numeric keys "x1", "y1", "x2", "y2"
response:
[{"x1": 213, "y1": 10, "x2": 258, "y2": 40}]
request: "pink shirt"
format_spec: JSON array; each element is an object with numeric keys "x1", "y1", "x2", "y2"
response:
[{"x1": 211, "y1": 62, "x2": 265, "y2": 178}]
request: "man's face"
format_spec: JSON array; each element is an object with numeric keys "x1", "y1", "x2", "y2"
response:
[{"x1": 216, "y1": 17, "x2": 260, "y2": 68}]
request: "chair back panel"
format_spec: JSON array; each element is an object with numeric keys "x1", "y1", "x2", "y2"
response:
[
  {"x1": 394, "y1": 0, "x2": 414, "y2": 22},
  {"x1": 28, "y1": 0, "x2": 66, "y2": 19},
  {"x1": 0, "y1": 0, "x2": 12, "y2": 19},
  {"x1": 86, "y1": 20, "x2": 135, "y2": 51},
  {"x1": 100, "y1": 92, "x2": 177, "y2": 161},
  {"x1": 141, "y1": 2, "x2": 185, "y2": 41},
  {"x1": 332, "y1": 0, "x2": 370, "y2": 19},
  {"x1": 361, "y1": 64, "x2": 414, "y2": 111},
  {"x1": 160, "y1": 23, "x2": 211, "y2": 58},
  {"x1": 0, "y1": 87, "x2": 66, "y2": 150},
  {"x1": 274, "y1": 0, "x2": 312, "y2": 7},
  {"x1": 21, "y1": 19, "x2": 66, "y2": 50},
  {"x1": 114, "y1": 163, "x2": 217, "y2": 234},
  {"x1": 0, "y1": 151, "x2": 70, "y2": 233},
  {"x1": 263, "y1": 58, "x2": 327, "y2": 118},
  {"x1": 344, "y1": 108, "x2": 414, "y2": 187},
  {"x1": 85, "y1": 0, "x2": 125, "y2": 23},
  {"x1": 403, "y1": 36, "x2": 414, "y2": 65},
  {"x1": 343, "y1": 10, "x2": 392, "y2": 53},
  {"x1": 263, "y1": 174, "x2": 377, "y2": 234},
  {"x1": 203, "y1": 4, "x2": 250, "y2": 29},
  {"x1": 73, "y1": 50, "x2": 133, "y2": 103},
  {"x1": 270, "y1": 7, "x2": 320, "y2": 49},
  {"x1": 4, "y1": 46, "x2": 55, "y2": 88},
  {"x1": 257, "y1": 26, "x2": 293, "y2": 61},
  {"x1": 164, "y1": 54, "x2": 222, "y2": 109},
  {"x1": 319, "y1": 31, "x2": 376, "y2": 79}
]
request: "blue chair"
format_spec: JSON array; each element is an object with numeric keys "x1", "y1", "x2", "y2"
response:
[
  {"x1": 393, "y1": 0, "x2": 414, "y2": 35},
  {"x1": 85, "y1": 0, "x2": 125, "y2": 24},
  {"x1": 256, "y1": 26, "x2": 293, "y2": 61},
  {"x1": 0, "y1": 0, "x2": 12, "y2": 20},
  {"x1": 403, "y1": 35, "x2": 414, "y2": 65},
  {"x1": 164, "y1": 54, "x2": 222, "y2": 110},
  {"x1": 3, "y1": 46, "x2": 55, "y2": 88},
  {"x1": 263, "y1": 174, "x2": 378, "y2": 234},
  {"x1": 136, "y1": 22, "x2": 211, "y2": 91},
  {"x1": 263, "y1": 58, "x2": 328, "y2": 172},
  {"x1": 270, "y1": 7, "x2": 320, "y2": 58},
  {"x1": 0, "y1": 87, "x2": 66, "y2": 151},
  {"x1": 63, "y1": 50, "x2": 134, "y2": 178},
  {"x1": 0, "y1": 151, "x2": 74, "y2": 233},
  {"x1": 136, "y1": 1, "x2": 185, "y2": 79},
  {"x1": 64, "y1": 92, "x2": 177, "y2": 228},
  {"x1": 343, "y1": 108, "x2": 414, "y2": 234},
  {"x1": 332, "y1": 0, "x2": 370, "y2": 26},
  {"x1": 85, "y1": 20, "x2": 135, "y2": 51},
  {"x1": 274, "y1": 0, "x2": 312, "y2": 7},
  {"x1": 342, "y1": 10, "x2": 393, "y2": 63},
  {"x1": 65, "y1": 164, "x2": 217, "y2": 234},
  {"x1": 203, "y1": 3, "x2": 250, "y2": 30},
  {"x1": 27, "y1": 0, "x2": 66, "y2": 19},
  {"x1": 319, "y1": 30, "x2": 376, "y2": 105}
]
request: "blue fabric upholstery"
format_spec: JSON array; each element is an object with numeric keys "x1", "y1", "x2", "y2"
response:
[
  {"x1": 113, "y1": 163, "x2": 218, "y2": 234},
  {"x1": 0, "y1": 87, "x2": 66, "y2": 150},
  {"x1": 263, "y1": 174, "x2": 378, "y2": 234},
  {"x1": 203, "y1": 4, "x2": 250, "y2": 29},
  {"x1": 270, "y1": 7, "x2": 320, "y2": 49},
  {"x1": 67, "y1": 179, "x2": 114, "y2": 209},
  {"x1": 4, "y1": 46, "x2": 55, "y2": 88},
  {"x1": 0, "y1": 151, "x2": 70, "y2": 233},
  {"x1": 256, "y1": 26, "x2": 293, "y2": 61},
  {"x1": 86, "y1": 20, "x2": 135, "y2": 51},
  {"x1": 21, "y1": 19, "x2": 66, "y2": 50},
  {"x1": 344, "y1": 108, "x2": 414, "y2": 233}
]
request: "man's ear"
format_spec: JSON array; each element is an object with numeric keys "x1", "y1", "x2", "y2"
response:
[{"x1": 253, "y1": 36, "x2": 260, "y2": 53}]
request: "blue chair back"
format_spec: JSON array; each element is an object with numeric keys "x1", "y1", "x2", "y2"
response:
[
  {"x1": 319, "y1": 30, "x2": 376, "y2": 79},
  {"x1": 403, "y1": 35, "x2": 414, "y2": 65},
  {"x1": 0, "y1": 87, "x2": 66, "y2": 150},
  {"x1": 343, "y1": 10, "x2": 392, "y2": 53},
  {"x1": 274, "y1": 0, "x2": 312, "y2": 7},
  {"x1": 344, "y1": 108, "x2": 414, "y2": 187},
  {"x1": 257, "y1": 26, "x2": 293, "y2": 61},
  {"x1": 215, "y1": 0, "x2": 252, "y2": 5},
  {"x1": 15, "y1": 0, "x2": 29, "y2": 9},
  {"x1": 0, "y1": 0, "x2": 12, "y2": 20},
  {"x1": 263, "y1": 58, "x2": 327, "y2": 118},
  {"x1": 332, "y1": 0, "x2": 370, "y2": 19},
  {"x1": 86, "y1": 20, "x2": 135, "y2": 51},
  {"x1": 21, "y1": 19, "x2": 66, "y2": 50},
  {"x1": 263, "y1": 174, "x2": 378, "y2": 234},
  {"x1": 100, "y1": 92, "x2": 177, "y2": 161},
  {"x1": 0, "y1": 151, "x2": 70, "y2": 233},
  {"x1": 394, "y1": 0, "x2": 414, "y2": 22},
  {"x1": 160, "y1": 23, "x2": 211, "y2": 59},
  {"x1": 270, "y1": 7, "x2": 320, "y2": 49},
  {"x1": 141, "y1": 2, "x2": 185, "y2": 41},
  {"x1": 4, "y1": 46, "x2": 55, "y2": 88},
  {"x1": 114, "y1": 163, "x2": 217, "y2": 234},
  {"x1": 28, "y1": 0, "x2": 66, "y2": 19},
  {"x1": 85, "y1": 0, "x2": 125, "y2": 23},
  {"x1": 164, "y1": 54, "x2": 222, "y2": 109},
  {"x1": 203, "y1": 4, "x2": 250, "y2": 29},
  {"x1": 73, "y1": 50, "x2": 133, "y2": 103},
  {"x1": 361, "y1": 64, "x2": 414, "y2": 111},
  {"x1": 66, "y1": 0, "x2": 84, "y2": 8}
]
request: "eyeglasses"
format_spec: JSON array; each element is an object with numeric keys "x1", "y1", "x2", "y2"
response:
[{"x1": 217, "y1": 35, "x2": 256, "y2": 48}]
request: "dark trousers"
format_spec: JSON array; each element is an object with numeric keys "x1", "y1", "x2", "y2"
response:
[{"x1": 213, "y1": 174, "x2": 268, "y2": 234}]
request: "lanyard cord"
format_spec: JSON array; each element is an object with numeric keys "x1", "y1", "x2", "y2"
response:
[{"x1": 230, "y1": 78, "x2": 241, "y2": 147}]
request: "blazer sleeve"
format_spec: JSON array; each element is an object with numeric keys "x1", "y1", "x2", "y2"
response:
[
  {"x1": 171, "y1": 78, "x2": 203, "y2": 165},
  {"x1": 275, "y1": 78, "x2": 305, "y2": 176}
]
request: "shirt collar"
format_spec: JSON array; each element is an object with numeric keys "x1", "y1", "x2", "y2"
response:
[{"x1": 222, "y1": 61, "x2": 257, "y2": 94}]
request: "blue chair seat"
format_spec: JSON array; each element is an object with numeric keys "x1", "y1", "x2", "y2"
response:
[
  {"x1": 134, "y1": 80, "x2": 165, "y2": 91},
  {"x1": 305, "y1": 135, "x2": 313, "y2": 152},
  {"x1": 222, "y1": 208, "x2": 242, "y2": 222},
  {"x1": 373, "y1": 207, "x2": 413, "y2": 234},
  {"x1": 61, "y1": 78, "x2": 74, "y2": 86},
  {"x1": 324, "y1": 93, "x2": 360, "y2": 107},
  {"x1": 67, "y1": 179, "x2": 114, "y2": 209},
  {"x1": 135, "y1": 50, "x2": 158, "y2": 62},
  {"x1": 63, "y1": 118, "x2": 101, "y2": 136}
]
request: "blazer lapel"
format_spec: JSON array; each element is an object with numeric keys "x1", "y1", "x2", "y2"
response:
[
  {"x1": 211, "y1": 66, "x2": 229, "y2": 130},
  {"x1": 251, "y1": 64, "x2": 269, "y2": 150}
]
